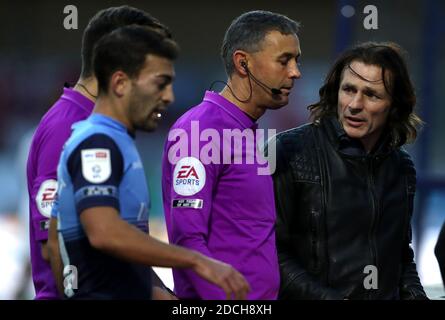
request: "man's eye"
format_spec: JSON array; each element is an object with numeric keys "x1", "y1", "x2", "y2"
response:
[{"x1": 366, "y1": 92, "x2": 380, "y2": 99}]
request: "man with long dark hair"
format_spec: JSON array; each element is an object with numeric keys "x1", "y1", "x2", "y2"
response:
[{"x1": 272, "y1": 42, "x2": 427, "y2": 299}]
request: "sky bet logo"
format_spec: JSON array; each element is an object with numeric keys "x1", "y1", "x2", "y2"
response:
[{"x1": 95, "y1": 151, "x2": 107, "y2": 158}]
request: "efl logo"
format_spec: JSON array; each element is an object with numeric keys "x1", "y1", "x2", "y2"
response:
[
  {"x1": 177, "y1": 165, "x2": 199, "y2": 179},
  {"x1": 81, "y1": 149, "x2": 111, "y2": 184}
]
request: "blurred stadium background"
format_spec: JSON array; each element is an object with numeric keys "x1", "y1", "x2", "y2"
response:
[{"x1": 0, "y1": 0, "x2": 444, "y2": 299}]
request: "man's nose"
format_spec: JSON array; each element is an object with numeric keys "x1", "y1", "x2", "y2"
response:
[
  {"x1": 163, "y1": 85, "x2": 175, "y2": 105},
  {"x1": 348, "y1": 93, "x2": 364, "y2": 113},
  {"x1": 288, "y1": 60, "x2": 301, "y2": 79}
]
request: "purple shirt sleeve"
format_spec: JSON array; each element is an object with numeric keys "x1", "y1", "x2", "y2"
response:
[
  {"x1": 167, "y1": 152, "x2": 227, "y2": 299},
  {"x1": 30, "y1": 120, "x2": 75, "y2": 241}
]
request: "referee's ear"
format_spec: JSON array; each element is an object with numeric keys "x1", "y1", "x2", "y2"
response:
[
  {"x1": 233, "y1": 50, "x2": 249, "y2": 77},
  {"x1": 109, "y1": 70, "x2": 131, "y2": 98}
]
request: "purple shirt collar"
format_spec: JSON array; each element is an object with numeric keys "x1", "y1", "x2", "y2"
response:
[
  {"x1": 61, "y1": 87, "x2": 95, "y2": 113},
  {"x1": 203, "y1": 91, "x2": 258, "y2": 129}
]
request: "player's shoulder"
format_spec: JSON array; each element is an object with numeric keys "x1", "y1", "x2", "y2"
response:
[
  {"x1": 65, "y1": 132, "x2": 122, "y2": 168},
  {"x1": 395, "y1": 147, "x2": 416, "y2": 176},
  {"x1": 36, "y1": 96, "x2": 87, "y2": 139},
  {"x1": 76, "y1": 132, "x2": 118, "y2": 148},
  {"x1": 274, "y1": 122, "x2": 314, "y2": 149},
  {"x1": 170, "y1": 101, "x2": 228, "y2": 132},
  {"x1": 66, "y1": 123, "x2": 117, "y2": 152}
]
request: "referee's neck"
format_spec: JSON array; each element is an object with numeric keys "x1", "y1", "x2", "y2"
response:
[{"x1": 74, "y1": 77, "x2": 98, "y2": 103}]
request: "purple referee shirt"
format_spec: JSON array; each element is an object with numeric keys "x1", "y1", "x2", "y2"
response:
[
  {"x1": 162, "y1": 91, "x2": 279, "y2": 300},
  {"x1": 26, "y1": 87, "x2": 94, "y2": 299}
]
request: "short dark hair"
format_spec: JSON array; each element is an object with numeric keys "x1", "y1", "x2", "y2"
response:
[
  {"x1": 93, "y1": 25, "x2": 179, "y2": 94},
  {"x1": 80, "y1": 5, "x2": 172, "y2": 79},
  {"x1": 308, "y1": 42, "x2": 423, "y2": 147},
  {"x1": 221, "y1": 10, "x2": 300, "y2": 76}
]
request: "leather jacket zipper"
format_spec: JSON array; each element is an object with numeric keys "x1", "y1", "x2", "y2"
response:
[
  {"x1": 313, "y1": 126, "x2": 329, "y2": 284},
  {"x1": 310, "y1": 209, "x2": 320, "y2": 272}
]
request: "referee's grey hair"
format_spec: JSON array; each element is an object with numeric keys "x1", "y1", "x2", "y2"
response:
[{"x1": 221, "y1": 10, "x2": 300, "y2": 77}]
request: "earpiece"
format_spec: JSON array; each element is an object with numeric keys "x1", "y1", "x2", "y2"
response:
[{"x1": 238, "y1": 60, "x2": 283, "y2": 96}]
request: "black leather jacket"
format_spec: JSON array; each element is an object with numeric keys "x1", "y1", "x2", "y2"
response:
[{"x1": 272, "y1": 117, "x2": 427, "y2": 300}]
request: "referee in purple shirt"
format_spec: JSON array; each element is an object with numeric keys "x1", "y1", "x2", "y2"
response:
[
  {"x1": 162, "y1": 10, "x2": 302, "y2": 299},
  {"x1": 26, "y1": 6, "x2": 172, "y2": 299}
]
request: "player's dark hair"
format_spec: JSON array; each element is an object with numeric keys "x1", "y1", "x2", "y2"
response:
[
  {"x1": 221, "y1": 10, "x2": 300, "y2": 77},
  {"x1": 80, "y1": 5, "x2": 171, "y2": 79},
  {"x1": 308, "y1": 41, "x2": 423, "y2": 147},
  {"x1": 93, "y1": 25, "x2": 179, "y2": 94}
]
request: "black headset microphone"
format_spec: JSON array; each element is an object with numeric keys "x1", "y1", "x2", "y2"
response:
[
  {"x1": 208, "y1": 61, "x2": 282, "y2": 104},
  {"x1": 240, "y1": 61, "x2": 282, "y2": 95}
]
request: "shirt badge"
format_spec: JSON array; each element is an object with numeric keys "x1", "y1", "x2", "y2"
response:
[
  {"x1": 173, "y1": 157, "x2": 206, "y2": 196},
  {"x1": 81, "y1": 148, "x2": 111, "y2": 184},
  {"x1": 35, "y1": 179, "x2": 58, "y2": 218}
]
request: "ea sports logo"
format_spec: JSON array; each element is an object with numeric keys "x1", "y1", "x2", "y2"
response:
[
  {"x1": 177, "y1": 165, "x2": 199, "y2": 179},
  {"x1": 173, "y1": 157, "x2": 206, "y2": 196},
  {"x1": 36, "y1": 179, "x2": 58, "y2": 218}
]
